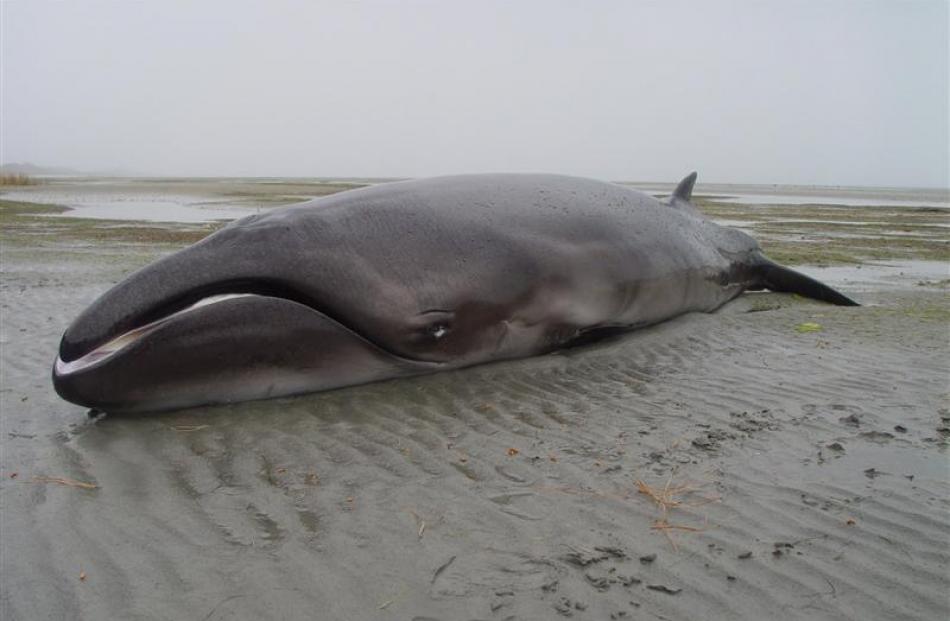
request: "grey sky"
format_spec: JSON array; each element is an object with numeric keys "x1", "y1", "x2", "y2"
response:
[{"x1": 2, "y1": 0, "x2": 947, "y2": 186}]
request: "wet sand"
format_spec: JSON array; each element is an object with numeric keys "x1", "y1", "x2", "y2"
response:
[{"x1": 1, "y1": 181, "x2": 948, "y2": 620}]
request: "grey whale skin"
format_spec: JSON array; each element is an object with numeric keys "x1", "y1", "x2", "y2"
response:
[{"x1": 53, "y1": 173, "x2": 857, "y2": 413}]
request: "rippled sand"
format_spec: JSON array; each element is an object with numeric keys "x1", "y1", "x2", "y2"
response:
[{"x1": 1, "y1": 191, "x2": 948, "y2": 620}]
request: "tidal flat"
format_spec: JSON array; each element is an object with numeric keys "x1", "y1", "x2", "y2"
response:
[{"x1": 1, "y1": 178, "x2": 947, "y2": 620}]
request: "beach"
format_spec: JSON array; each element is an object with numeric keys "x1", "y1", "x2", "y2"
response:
[{"x1": 1, "y1": 179, "x2": 947, "y2": 620}]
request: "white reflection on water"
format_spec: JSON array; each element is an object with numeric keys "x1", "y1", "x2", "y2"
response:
[
  {"x1": 20, "y1": 193, "x2": 261, "y2": 223},
  {"x1": 702, "y1": 193, "x2": 949, "y2": 209},
  {"x1": 56, "y1": 200, "x2": 257, "y2": 223}
]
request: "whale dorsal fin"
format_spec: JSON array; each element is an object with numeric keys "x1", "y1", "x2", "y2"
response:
[{"x1": 671, "y1": 171, "x2": 698, "y2": 204}]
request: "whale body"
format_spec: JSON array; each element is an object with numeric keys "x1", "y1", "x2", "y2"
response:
[{"x1": 52, "y1": 173, "x2": 857, "y2": 412}]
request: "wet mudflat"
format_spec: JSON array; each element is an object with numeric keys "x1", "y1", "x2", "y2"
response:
[{"x1": 1, "y1": 179, "x2": 947, "y2": 620}]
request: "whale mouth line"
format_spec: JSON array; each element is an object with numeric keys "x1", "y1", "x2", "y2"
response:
[
  {"x1": 59, "y1": 277, "x2": 354, "y2": 365},
  {"x1": 55, "y1": 287, "x2": 444, "y2": 377},
  {"x1": 60, "y1": 276, "x2": 356, "y2": 364},
  {"x1": 54, "y1": 293, "x2": 261, "y2": 375}
]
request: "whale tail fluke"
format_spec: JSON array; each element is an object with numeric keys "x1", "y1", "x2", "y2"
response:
[{"x1": 753, "y1": 260, "x2": 859, "y2": 306}]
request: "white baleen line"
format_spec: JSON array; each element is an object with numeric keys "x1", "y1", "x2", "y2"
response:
[{"x1": 54, "y1": 294, "x2": 256, "y2": 375}]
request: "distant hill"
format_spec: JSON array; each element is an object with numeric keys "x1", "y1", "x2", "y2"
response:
[{"x1": 0, "y1": 162, "x2": 87, "y2": 175}]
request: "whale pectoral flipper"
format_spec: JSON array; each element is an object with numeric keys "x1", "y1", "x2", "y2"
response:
[
  {"x1": 755, "y1": 260, "x2": 859, "y2": 306},
  {"x1": 671, "y1": 171, "x2": 698, "y2": 204}
]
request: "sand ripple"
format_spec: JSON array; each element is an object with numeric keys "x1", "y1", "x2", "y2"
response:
[{"x1": 2, "y1": 248, "x2": 948, "y2": 620}]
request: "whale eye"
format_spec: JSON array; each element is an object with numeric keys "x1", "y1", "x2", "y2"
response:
[{"x1": 415, "y1": 309, "x2": 455, "y2": 343}]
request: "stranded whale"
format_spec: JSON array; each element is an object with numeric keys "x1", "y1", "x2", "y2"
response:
[{"x1": 52, "y1": 172, "x2": 857, "y2": 412}]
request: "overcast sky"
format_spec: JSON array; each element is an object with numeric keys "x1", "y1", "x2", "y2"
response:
[{"x1": 2, "y1": 1, "x2": 947, "y2": 186}]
